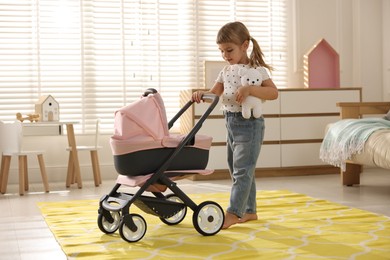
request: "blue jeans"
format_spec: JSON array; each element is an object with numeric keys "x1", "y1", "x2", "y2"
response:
[{"x1": 224, "y1": 112, "x2": 265, "y2": 218}]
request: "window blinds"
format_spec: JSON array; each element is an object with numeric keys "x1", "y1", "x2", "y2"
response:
[{"x1": 0, "y1": 0, "x2": 287, "y2": 134}]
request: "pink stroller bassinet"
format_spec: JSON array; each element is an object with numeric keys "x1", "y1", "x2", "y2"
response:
[
  {"x1": 110, "y1": 89, "x2": 212, "y2": 176},
  {"x1": 98, "y1": 89, "x2": 224, "y2": 243}
]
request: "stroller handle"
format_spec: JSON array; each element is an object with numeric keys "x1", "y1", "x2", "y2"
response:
[
  {"x1": 142, "y1": 89, "x2": 218, "y2": 130},
  {"x1": 201, "y1": 93, "x2": 218, "y2": 103},
  {"x1": 168, "y1": 92, "x2": 219, "y2": 130}
]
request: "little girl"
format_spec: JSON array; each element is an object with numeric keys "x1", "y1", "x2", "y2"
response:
[{"x1": 192, "y1": 21, "x2": 278, "y2": 229}]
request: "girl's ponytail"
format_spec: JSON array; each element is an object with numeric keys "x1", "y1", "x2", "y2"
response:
[{"x1": 249, "y1": 37, "x2": 273, "y2": 71}]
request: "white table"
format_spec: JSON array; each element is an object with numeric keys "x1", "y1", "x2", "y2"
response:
[{"x1": 22, "y1": 121, "x2": 83, "y2": 188}]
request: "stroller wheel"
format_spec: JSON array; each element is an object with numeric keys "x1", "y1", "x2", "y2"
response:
[
  {"x1": 160, "y1": 194, "x2": 187, "y2": 225},
  {"x1": 97, "y1": 210, "x2": 121, "y2": 234},
  {"x1": 192, "y1": 201, "x2": 224, "y2": 236},
  {"x1": 119, "y1": 214, "x2": 147, "y2": 242}
]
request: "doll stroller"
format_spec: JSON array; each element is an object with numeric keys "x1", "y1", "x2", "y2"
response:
[{"x1": 97, "y1": 88, "x2": 224, "y2": 242}]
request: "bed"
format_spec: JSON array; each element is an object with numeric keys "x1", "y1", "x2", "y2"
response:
[{"x1": 324, "y1": 102, "x2": 390, "y2": 186}]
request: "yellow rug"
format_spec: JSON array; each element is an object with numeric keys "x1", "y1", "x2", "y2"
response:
[{"x1": 38, "y1": 190, "x2": 390, "y2": 260}]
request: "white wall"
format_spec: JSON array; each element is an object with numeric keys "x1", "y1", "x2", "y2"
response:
[
  {"x1": 5, "y1": 0, "x2": 388, "y2": 186},
  {"x1": 289, "y1": 0, "x2": 388, "y2": 102},
  {"x1": 383, "y1": 0, "x2": 390, "y2": 101}
]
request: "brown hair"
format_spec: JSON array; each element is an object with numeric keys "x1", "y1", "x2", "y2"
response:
[{"x1": 216, "y1": 21, "x2": 273, "y2": 71}]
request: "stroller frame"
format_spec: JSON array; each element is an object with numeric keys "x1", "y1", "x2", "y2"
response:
[{"x1": 98, "y1": 88, "x2": 224, "y2": 242}]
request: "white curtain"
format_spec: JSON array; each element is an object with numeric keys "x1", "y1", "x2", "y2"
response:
[{"x1": 0, "y1": 0, "x2": 287, "y2": 133}]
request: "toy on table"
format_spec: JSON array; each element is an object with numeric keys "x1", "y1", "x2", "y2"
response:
[{"x1": 16, "y1": 113, "x2": 40, "y2": 122}]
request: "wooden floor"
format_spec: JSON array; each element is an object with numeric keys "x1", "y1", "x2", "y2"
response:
[{"x1": 0, "y1": 168, "x2": 389, "y2": 260}]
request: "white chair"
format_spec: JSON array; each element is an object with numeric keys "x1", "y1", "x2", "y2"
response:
[
  {"x1": 66, "y1": 119, "x2": 102, "y2": 187},
  {"x1": 0, "y1": 121, "x2": 49, "y2": 195}
]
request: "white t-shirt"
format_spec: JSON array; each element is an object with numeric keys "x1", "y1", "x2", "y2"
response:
[{"x1": 216, "y1": 64, "x2": 270, "y2": 112}]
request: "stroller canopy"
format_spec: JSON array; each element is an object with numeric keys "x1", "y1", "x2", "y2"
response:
[{"x1": 110, "y1": 92, "x2": 212, "y2": 156}]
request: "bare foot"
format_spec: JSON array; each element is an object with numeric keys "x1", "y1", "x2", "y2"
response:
[
  {"x1": 238, "y1": 213, "x2": 258, "y2": 223},
  {"x1": 222, "y1": 212, "x2": 240, "y2": 229}
]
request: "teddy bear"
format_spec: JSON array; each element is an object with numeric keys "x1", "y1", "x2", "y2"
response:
[{"x1": 238, "y1": 66, "x2": 264, "y2": 119}]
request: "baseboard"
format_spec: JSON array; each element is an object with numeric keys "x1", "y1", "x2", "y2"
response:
[
  {"x1": 4, "y1": 164, "x2": 117, "y2": 185},
  {"x1": 6, "y1": 164, "x2": 339, "y2": 184},
  {"x1": 190, "y1": 165, "x2": 340, "y2": 180}
]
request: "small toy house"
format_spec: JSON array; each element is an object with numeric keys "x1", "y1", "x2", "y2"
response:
[
  {"x1": 303, "y1": 38, "x2": 340, "y2": 88},
  {"x1": 35, "y1": 95, "x2": 60, "y2": 122}
]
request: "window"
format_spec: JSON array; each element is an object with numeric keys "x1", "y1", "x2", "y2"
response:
[{"x1": 0, "y1": 0, "x2": 287, "y2": 134}]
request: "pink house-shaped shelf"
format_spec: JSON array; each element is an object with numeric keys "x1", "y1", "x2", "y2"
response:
[{"x1": 303, "y1": 39, "x2": 340, "y2": 88}]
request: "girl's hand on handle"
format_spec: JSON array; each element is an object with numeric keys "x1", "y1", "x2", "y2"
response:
[{"x1": 192, "y1": 91, "x2": 205, "y2": 103}]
